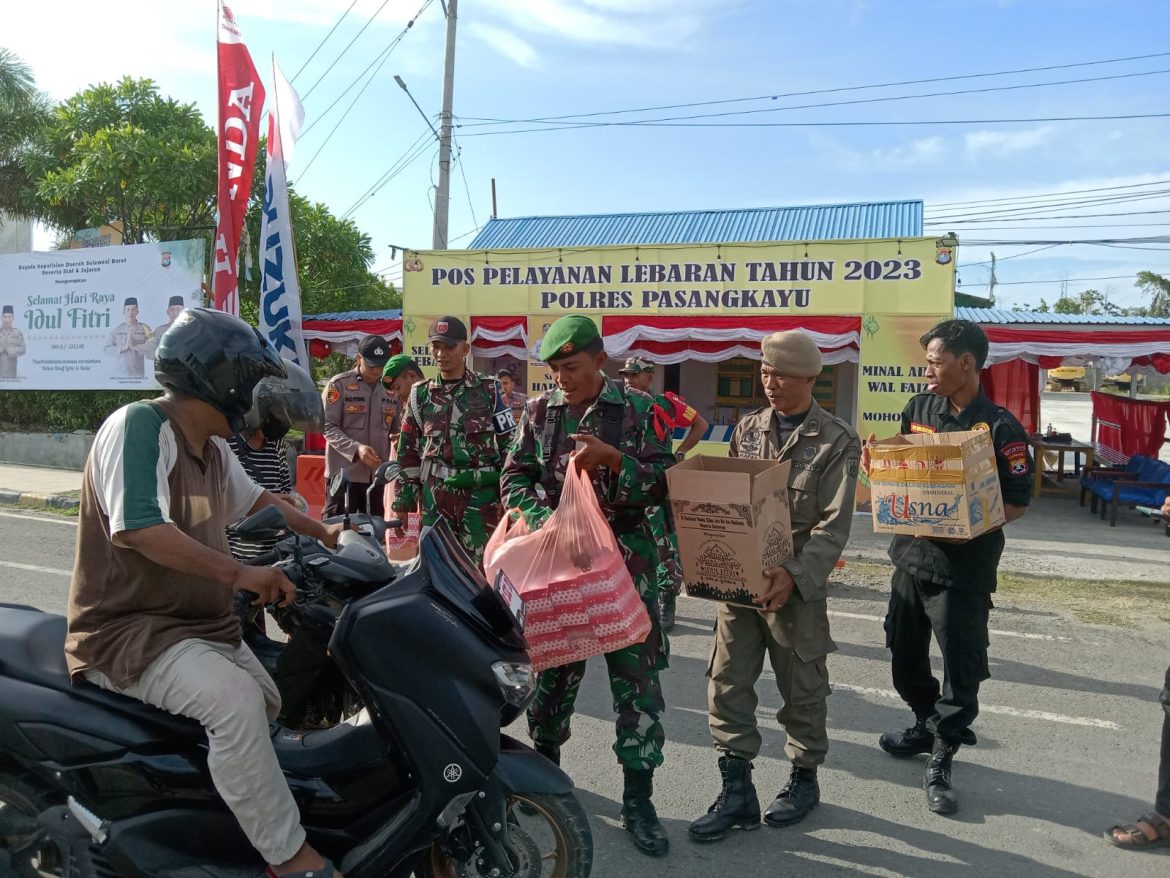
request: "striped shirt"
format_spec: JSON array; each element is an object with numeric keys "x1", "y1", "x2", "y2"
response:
[{"x1": 226, "y1": 436, "x2": 292, "y2": 561}]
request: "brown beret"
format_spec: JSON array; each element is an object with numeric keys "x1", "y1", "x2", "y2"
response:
[{"x1": 760, "y1": 330, "x2": 822, "y2": 377}]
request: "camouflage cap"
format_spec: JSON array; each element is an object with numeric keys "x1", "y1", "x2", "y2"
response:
[
  {"x1": 539, "y1": 315, "x2": 601, "y2": 361},
  {"x1": 618, "y1": 356, "x2": 655, "y2": 375},
  {"x1": 382, "y1": 353, "x2": 421, "y2": 381}
]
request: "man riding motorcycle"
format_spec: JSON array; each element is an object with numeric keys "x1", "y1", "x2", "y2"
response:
[{"x1": 64, "y1": 308, "x2": 345, "y2": 878}]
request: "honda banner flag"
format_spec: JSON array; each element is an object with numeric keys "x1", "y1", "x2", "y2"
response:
[
  {"x1": 258, "y1": 59, "x2": 310, "y2": 368},
  {"x1": 213, "y1": 1, "x2": 265, "y2": 315}
]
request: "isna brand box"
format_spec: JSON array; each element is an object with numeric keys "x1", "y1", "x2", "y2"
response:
[
  {"x1": 666, "y1": 456, "x2": 793, "y2": 608},
  {"x1": 868, "y1": 430, "x2": 1005, "y2": 539}
]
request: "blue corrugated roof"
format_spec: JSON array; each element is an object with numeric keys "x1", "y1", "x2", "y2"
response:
[
  {"x1": 304, "y1": 309, "x2": 402, "y2": 321},
  {"x1": 468, "y1": 201, "x2": 923, "y2": 249},
  {"x1": 958, "y1": 307, "x2": 1170, "y2": 325}
]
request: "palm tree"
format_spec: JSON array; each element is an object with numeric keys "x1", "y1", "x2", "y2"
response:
[{"x1": 0, "y1": 48, "x2": 49, "y2": 219}]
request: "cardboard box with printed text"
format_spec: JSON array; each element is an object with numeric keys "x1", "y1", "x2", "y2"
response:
[
  {"x1": 868, "y1": 430, "x2": 1005, "y2": 539},
  {"x1": 666, "y1": 455, "x2": 793, "y2": 608}
]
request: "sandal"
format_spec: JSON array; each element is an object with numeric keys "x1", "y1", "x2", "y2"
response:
[
  {"x1": 1104, "y1": 812, "x2": 1170, "y2": 851},
  {"x1": 266, "y1": 859, "x2": 336, "y2": 878}
]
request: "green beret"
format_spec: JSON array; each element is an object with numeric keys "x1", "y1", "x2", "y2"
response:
[
  {"x1": 382, "y1": 354, "x2": 420, "y2": 381},
  {"x1": 540, "y1": 315, "x2": 601, "y2": 362}
]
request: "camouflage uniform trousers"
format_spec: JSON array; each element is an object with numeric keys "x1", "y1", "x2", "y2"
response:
[
  {"x1": 418, "y1": 479, "x2": 502, "y2": 568},
  {"x1": 648, "y1": 505, "x2": 684, "y2": 598},
  {"x1": 527, "y1": 522, "x2": 670, "y2": 769}
]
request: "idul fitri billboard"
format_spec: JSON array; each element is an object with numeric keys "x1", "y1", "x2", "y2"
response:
[
  {"x1": 400, "y1": 236, "x2": 956, "y2": 439},
  {"x1": 0, "y1": 240, "x2": 204, "y2": 390}
]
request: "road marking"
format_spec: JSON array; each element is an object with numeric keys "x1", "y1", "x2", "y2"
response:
[
  {"x1": 0, "y1": 510, "x2": 77, "y2": 526},
  {"x1": 0, "y1": 560, "x2": 71, "y2": 577},
  {"x1": 827, "y1": 609, "x2": 1071, "y2": 642}
]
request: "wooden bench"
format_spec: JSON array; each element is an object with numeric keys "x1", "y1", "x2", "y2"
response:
[{"x1": 1088, "y1": 442, "x2": 1129, "y2": 468}]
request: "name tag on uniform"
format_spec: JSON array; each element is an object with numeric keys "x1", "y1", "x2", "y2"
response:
[{"x1": 909, "y1": 422, "x2": 937, "y2": 434}]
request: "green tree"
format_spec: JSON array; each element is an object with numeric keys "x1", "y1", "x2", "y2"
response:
[
  {"x1": 21, "y1": 77, "x2": 216, "y2": 243},
  {"x1": 1135, "y1": 271, "x2": 1170, "y2": 318},
  {"x1": 1052, "y1": 289, "x2": 1122, "y2": 316},
  {"x1": 0, "y1": 48, "x2": 50, "y2": 219}
]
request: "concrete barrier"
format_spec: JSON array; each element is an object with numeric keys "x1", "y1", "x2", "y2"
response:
[{"x1": 0, "y1": 431, "x2": 94, "y2": 471}]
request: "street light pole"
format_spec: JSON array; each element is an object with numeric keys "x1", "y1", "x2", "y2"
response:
[{"x1": 432, "y1": 0, "x2": 457, "y2": 250}]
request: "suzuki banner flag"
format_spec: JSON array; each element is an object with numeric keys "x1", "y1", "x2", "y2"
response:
[
  {"x1": 213, "y1": 1, "x2": 265, "y2": 316},
  {"x1": 258, "y1": 59, "x2": 310, "y2": 368}
]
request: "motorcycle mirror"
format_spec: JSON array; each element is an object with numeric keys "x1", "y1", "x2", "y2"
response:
[
  {"x1": 372, "y1": 461, "x2": 401, "y2": 485},
  {"x1": 235, "y1": 504, "x2": 289, "y2": 539},
  {"x1": 328, "y1": 469, "x2": 349, "y2": 498}
]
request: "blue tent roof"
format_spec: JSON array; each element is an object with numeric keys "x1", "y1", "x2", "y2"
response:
[
  {"x1": 468, "y1": 201, "x2": 923, "y2": 249},
  {"x1": 958, "y1": 307, "x2": 1170, "y2": 325},
  {"x1": 304, "y1": 309, "x2": 401, "y2": 321}
]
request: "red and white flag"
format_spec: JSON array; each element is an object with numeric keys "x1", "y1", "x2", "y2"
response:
[{"x1": 212, "y1": 1, "x2": 265, "y2": 315}]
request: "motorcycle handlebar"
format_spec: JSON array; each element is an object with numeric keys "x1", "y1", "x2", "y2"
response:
[{"x1": 244, "y1": 549, "x2": 282, "y2": 567}]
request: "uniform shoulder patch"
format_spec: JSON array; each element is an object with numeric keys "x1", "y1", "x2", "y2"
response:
[
  {"x1": 972, "y1": 422, "x2": 991, "y2": 432},
  {"x1": 326, "y1": 385, "x2": 340, "y2": 405},
  {"x1": 1000, "y1": 440, "x2": 1030, "y2": 475}
]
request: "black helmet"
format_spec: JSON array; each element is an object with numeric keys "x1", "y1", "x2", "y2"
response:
[
  {"x1": 245, "y1": 358, "x2": 323, "y2": 441},
  {"x1": 155, "y1": 308, "x2": 286, "y2": 433}
]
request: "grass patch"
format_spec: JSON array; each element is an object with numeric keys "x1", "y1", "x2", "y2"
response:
[{"x1": 836, "y1": 559, "x2": 1170, "y2": 628}]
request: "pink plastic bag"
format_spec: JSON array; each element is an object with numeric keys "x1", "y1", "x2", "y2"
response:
[
  {"x1": 382, "y1": 446, "x2": 421, "y2": 560},
  {"x1": 483, "y1": 455, "x2": 651, "y2": 671}
]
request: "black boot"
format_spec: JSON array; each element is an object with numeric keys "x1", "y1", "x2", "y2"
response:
[
  {"x1": 659, "y1": 590, "x2": 676, "y2": 632},
  {"x1": 879, "y1": 716, "x2": 935, "y2": 757},
  {"x1": 763, "y1": 764, "x2": 819, "y2": 827},
  {"x1": 535, "y1": 743, "x2": 561, "y2": 766},
  {"x1": 924, "y1": 739, "x2": 961, "y2": 815},
  {"x1": 620, "y1": 768, "x2": 670, "y2": 857},
  {"x1": 688, "y1": 754, "x2": 761, "y2": 842}
]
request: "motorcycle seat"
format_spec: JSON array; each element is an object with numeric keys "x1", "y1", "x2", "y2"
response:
[
  {"x1": 0, "y1": 605, "x2": 202, "y2": 737},
  {"x1": 271, "y1": 717, "x2": 388, "y2": 778}
]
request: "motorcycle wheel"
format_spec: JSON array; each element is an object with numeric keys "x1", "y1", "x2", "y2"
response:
[
  {"x1": 0, "y1": 775, "x2": 61, "y2": 878},
  {"x1": 419, "y1": 792, "x2": 592, "y2": 878}
]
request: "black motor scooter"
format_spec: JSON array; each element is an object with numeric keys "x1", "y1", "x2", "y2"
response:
[{"x1": 0, "y1": 482, "x2": 592, "y2": 878}]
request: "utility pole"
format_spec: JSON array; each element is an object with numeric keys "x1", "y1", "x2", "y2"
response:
[
  {"x1": 432, "y1": 0, "x2": 457, "y2": 250},
  {"x1": 987, "y1": 252, "x2": 997, "y2": 306}
]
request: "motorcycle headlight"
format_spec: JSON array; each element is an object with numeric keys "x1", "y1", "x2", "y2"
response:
[{"x1": 492, "y1": 661, "x2": 536, "y2": 708}]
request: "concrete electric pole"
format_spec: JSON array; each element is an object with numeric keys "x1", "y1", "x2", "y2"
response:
[{"x1": 432, "y1": 0, "x2": 457, "y2": 250}]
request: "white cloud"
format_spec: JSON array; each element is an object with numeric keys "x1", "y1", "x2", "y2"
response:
[
  {"x1": 814, "y1": 133, "x2": 947, "y2": 171},
  {"x1": 963, "y1": 126, "x2": 1053, "y2": 158},
  {"x1": 469, "y1": 24, "x2": 540, "y2": 69},
  {"x1": 478, "y1": 0, "x2": 733, "y2": 49}
]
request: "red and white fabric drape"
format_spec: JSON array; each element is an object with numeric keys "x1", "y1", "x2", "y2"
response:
[
  {"x1": 1091, "y1": 391, "x2": 1170, "y2": 459},
  {"x1": 302, "y1": 318, "x2": 402, "y2": 359},
  {"x1": 981, "y1": 360, "x2": 1040, "y2": 435},
  {"x1": 470, "y1": 316, "x2": 528, "y2": 358},
  {"x1": 985, "y1": 327, "x2": 1170, "y2": 374},
  {"x1": 601, "y1": 315, "x2": 861, "y2": 365}
]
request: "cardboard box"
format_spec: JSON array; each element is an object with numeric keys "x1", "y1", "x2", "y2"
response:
[
  {"x1": 868, "y1": 430, "x2": 1005, "y2": 539},
  {"x1": 666, "y1": 456, "x2": 793, "y2": 608}
]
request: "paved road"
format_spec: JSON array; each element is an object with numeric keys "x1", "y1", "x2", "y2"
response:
[{"x1": 2, "y1": 508, "x2": 1167, "y2": 877}]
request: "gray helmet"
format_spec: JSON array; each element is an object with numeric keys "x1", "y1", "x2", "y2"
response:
[
  {"x1": 245, "y1": 358, "x2": 323, "y2": 441},
  {"x1": 155, "y1": 308, "x2": 286, "y2": 433}
]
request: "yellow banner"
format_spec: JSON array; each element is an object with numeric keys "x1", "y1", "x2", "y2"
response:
[{"x1": 403, "y1": 238, "x2": 953, "y2": 317}]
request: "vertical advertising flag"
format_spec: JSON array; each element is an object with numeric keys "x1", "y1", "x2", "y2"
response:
[
  {"x1": 258, "y1": 59, "x2": 310, "y2": 368},
  {"x1": 213, "y1": 1, "x2": 265, "y2": 315}
]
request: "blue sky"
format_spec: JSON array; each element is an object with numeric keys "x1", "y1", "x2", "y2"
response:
[{"x1": 7, "y1": 0, "x2": 1169, "y2": 310}]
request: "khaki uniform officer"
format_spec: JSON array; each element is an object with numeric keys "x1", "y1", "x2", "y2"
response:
[
  {"x1": 322, "y1": 334, "x2": 398, "y2": 517},
  {"x1": 690, "y1": 330, "x2": 860, "y2": 844},
  {"x1": 0, "y1": 305, "x2": 26, "y2": 379},
  {"x1": 144, "y1": 295, "x2": 187, "y2": 357},
  {"x1": 104, "y1": 297, "x2": 153, "y2": 378}
]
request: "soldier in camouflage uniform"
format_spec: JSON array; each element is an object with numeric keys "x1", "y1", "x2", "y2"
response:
[
  {"x1": 618, "y1": 356, "x2": 709, "y2": 632},
  {"x1": 501, "y1": 316, "x2": 676, "y2": 858},
  {"x1": 104, "y1": 298, "x2": 153, "y2": 378},
  {"x1": 393, "y1": 317, "x2": 515, "y2": 567}
]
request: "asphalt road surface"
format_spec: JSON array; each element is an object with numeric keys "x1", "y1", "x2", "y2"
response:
[{"x1": 1, "y1": 508, "x2": 1167, "y2": 878}]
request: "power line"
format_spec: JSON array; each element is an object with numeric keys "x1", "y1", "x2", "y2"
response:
[
  {"x1": 928, "y1": 178, "x2": 1170, "y2": 208},
  {"x1": 299, "y1": 0, "x2": 395, "y2": 101},
  {"x1": 342, "y1": 130, "x2": 436, "y2": 218},
  {"x1": 290, "y1": 0, "x2": 359, "y2": 84},
  {"x1": 964, "y1": 274, "x2": 1159, "y2": 286},
  {"x1": 453, "y1": 138, "x2": 479, "y2": 231},
  {"x1": 926, "y1": 209, "x2": 1170, "y2": 223},
  {"x1": 455, "y1": 112, "x2": 1170, "y2": 137},
  {"x1": 926, "y1": 189, "x2": 1170, "y2": 221},
  {"x1": 959, "y1": 244, "x2": 1064, "y2": 267},
  {"x1": 456, "y1": 50, "x2": 1170, "y2": 127},
  {"x1": 458, "y1": 67, "x2": 1170, "y2": 132}
]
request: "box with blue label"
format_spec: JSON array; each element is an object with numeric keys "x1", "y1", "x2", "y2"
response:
[{"x1": 868, "y1": 430, "x2": 1005, "y2": 539}]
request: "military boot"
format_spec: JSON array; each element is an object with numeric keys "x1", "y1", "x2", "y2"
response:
[
  {"x1": 924, "y1": 738, "x2": 961, "y2": 815},
  {"x1": 879, "y1": 716, "x2": 935, "y2": 757},
  {"x1": 620, "y1": 768, "x2": 670, "y2": 857},
  {"x1": 763, "y1": 764, "x2": 819, "y2": 827},
  {"x1": 659, "y1": 590, "x2": 677, "y2": 632},
  {"x1": 688, "y1": 754, "x2": 761, "y2": 842}
]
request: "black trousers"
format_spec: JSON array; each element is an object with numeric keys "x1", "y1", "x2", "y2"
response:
[
  {"x1": 1157, "y1": 664, "x2": 1170, "y2": 815},
  {"x1": 323, "y1": 480, "x2": 384, "y2": 519},
  {"x1": 885, "y1": 569, "x2": 991, "y2": 745}
]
